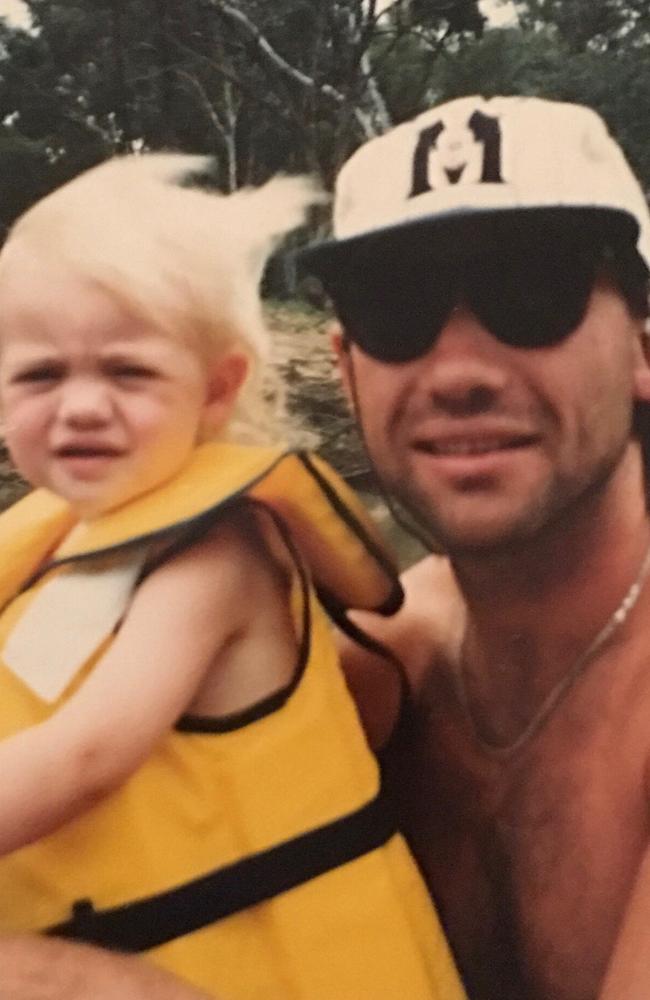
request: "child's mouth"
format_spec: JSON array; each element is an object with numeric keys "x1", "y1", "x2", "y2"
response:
[
  {"x1": 55, "y1": 445, "x2": 123, "y2": 458},
  {"x1": 54, "y1": 445, "x2": 125, "y2": 479}
]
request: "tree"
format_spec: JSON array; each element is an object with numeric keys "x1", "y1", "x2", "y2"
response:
[{"x1": 0, "y1": 0, "x2": 647, "y2": 240}]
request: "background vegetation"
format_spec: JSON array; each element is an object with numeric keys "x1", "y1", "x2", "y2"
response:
[{"x1": 0, "y1": 0, "x2": 648, "y2": 241}]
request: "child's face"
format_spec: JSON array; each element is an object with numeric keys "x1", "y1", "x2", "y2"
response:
[{"x1": 0, "y1": 258, "x2": 245, "y2": 517}]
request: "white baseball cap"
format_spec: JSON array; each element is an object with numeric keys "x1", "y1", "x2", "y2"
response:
[{"x1": 304, "y1": 95, "x2": 650, "y2": 273}]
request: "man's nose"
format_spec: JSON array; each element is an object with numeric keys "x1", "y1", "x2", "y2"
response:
[
  {"x1": 57, "y1": 377, "x2": 113, "y2": 426},
  {"x1": 418, "y1": 305, "x2": 510, "y2": 414}
]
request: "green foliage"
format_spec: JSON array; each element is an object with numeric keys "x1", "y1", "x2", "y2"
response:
[
  {"x1": 517, "y1": 0, "x2": 650, "y2": 53},
  {"x1": 0, "y1": 131, "x2": 50, "y2": 234},
  {"x1": 425, "y1": 26, "x2": 569, "y2": 100}
]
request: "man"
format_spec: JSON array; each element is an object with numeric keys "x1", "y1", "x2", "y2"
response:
[
  {"x1": 303, "y1": 94, "x2": 650, "y2": 1000},
  {"x1": 2, "y1": 94, "x2": 649, "y2": 1000}
]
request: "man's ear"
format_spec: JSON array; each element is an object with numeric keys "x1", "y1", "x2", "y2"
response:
[
  {"x1": 330, "y1": 322, "x2": 353, "y2": 403},
  {"x1": 202, "y1": 351, "x2": 249, "y2": 434},
  {"x1": 633, "y1": 319, "x2": 650, "y2": 403}
]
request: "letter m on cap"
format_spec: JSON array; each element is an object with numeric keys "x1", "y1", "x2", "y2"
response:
[{"x1": 409, "y1": 110, "x2": 504, "y2": 197}]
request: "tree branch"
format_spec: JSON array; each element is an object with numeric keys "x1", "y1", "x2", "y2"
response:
[
  {"x1": 209, "y1": 1, "x2": 346, "y2": 104},
  {"x1": 208, "y1": 0, "x2": 389, "y2": 138}
]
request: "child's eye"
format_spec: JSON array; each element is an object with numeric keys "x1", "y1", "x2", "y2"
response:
[
  {"x1": 11, "y1": 365, "x2": 62, "y2": 384},
  {"x1": 109, "y1": 364, "x2": 156, "y2": 380}
]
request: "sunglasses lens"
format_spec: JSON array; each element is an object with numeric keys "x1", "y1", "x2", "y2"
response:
[
  {"x1": 326, "y1": 258, "x2": 454, "y2": 363},
  {"x1": 471, "y1": 241, "x2": 597, "y2": 348}
]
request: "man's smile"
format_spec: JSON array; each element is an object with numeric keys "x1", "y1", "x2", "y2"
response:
[
  {"x1": 413, "y1": 436, "x2": 537, "y2": 457},
  {"x1": 411, "y1": 422, "x2": 539, "y2": 454}
]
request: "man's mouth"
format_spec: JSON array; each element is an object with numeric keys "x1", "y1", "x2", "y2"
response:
[{"x1": 414, "y1": 435, "x2": 537, "y2": 457}]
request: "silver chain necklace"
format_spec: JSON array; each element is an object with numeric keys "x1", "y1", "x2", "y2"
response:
[{"x1": 455, "y1": 543, "x2": 650, "y2": 760}]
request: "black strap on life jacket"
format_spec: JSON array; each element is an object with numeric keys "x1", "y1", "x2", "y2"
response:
[{"x1": 46, "y1": 788, "x2": 396, "y2": 953}]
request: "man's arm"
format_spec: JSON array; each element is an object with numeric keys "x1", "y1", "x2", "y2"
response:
[
  {"x1": 338, "y1": 553, "x2": 462, "y2": 749},
  {"x1": 0, "y1": 935, "x2": 214, "y2": 1000},
  {"x1": 336, "y1": 613, "x2": 406, "y2": 751}
]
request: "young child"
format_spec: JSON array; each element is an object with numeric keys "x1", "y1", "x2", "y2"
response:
[{"x1": 0, "y1": 156, "x2": 465, "y2": 999}]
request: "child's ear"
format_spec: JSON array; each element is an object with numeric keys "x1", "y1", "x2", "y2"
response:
[{"x1": 202, "y1": 351, "x2": 249, "y2": 434}]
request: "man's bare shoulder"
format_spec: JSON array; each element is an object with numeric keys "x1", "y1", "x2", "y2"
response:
[
  {"x1": 393, "y1": 553, "x2": 465, "y2": 691},
  {"x1": 339, "y1": 553, "x2": 464, "y2": 746},
  {"x1": 400, "y1": 552, "x2": 462, "y2": 623}
]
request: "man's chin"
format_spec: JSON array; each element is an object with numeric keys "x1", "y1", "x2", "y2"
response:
[{"x1": 395, "y1": 491, "x2": 548, "y2": 555}]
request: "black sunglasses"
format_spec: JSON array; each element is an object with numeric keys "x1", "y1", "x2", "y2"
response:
[{"x1": 322, "y1": 237, "x2": 615, "y2": 364}]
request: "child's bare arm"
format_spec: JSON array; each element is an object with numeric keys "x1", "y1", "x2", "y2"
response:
[
  {"x1": 0, "y1": 521, "x2": 259, "y2": 855},
  {"x1": 0, "y1": 934, "x2": 215, "y2": 1000}
]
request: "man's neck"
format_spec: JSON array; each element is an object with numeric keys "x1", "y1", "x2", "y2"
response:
[{"x1": 448, "y1": 449, "x2": 650, "y2": 748}]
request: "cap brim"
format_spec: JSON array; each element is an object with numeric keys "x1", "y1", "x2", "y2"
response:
[{"x1": 299, "y1": 205, "x2": 640, "y2": 279}]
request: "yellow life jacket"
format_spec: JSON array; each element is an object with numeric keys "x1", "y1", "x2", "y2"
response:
[{"x1": 0, "y1": 442, "x2": 466, "y2": 1000}]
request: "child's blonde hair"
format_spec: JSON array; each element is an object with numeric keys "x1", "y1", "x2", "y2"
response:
[{"x1": 0, "y1": 154, "x2": 319, "y2": 442}]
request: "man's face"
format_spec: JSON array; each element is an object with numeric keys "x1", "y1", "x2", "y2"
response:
[{"x1": 338, "y1": 275, "x2": 647, "y2": 552}]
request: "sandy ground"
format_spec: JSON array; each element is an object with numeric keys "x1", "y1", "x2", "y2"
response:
[
  {"x1": 0, "y1": 445, "x2": 29, "y2": 509},
  {"x1": 0, "y1": 302, "x2": 426, "y2": 567},
  {"x1": 267, "y1": 302, "x2": 363, "y2": 470}
]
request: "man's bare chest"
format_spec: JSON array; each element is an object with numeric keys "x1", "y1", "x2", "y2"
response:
[{"x1": 390, "y1": 670, "x2": 650, "y2": 1000}]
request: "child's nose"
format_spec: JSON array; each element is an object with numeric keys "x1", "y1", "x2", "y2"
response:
[{"x1": 58, "y1": 378, "x2": 113, "y2": 426}]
